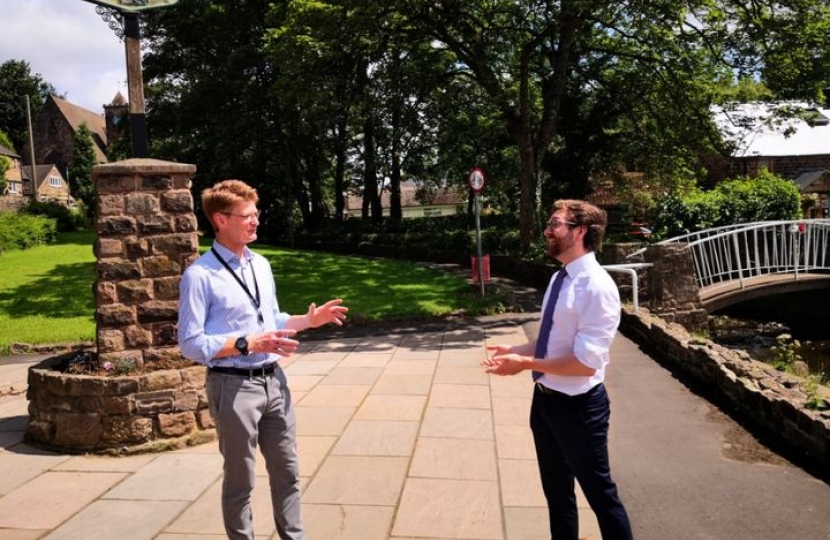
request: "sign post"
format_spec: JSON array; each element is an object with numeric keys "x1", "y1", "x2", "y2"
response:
[
  {"x1": 82, "y1": 0, "x2": 180, "y2": 157},
  {"x1": 468, "y1": 167, "x2": 487, "y2": 297}
]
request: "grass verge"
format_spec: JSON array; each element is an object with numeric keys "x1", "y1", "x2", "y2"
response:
[{"x1": 0, "y1": 231, "x2": 509, "y2": 351}]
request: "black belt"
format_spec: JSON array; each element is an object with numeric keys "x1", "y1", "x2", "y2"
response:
[
  {"x1": 535, "y1": 382, "x2": 603, "y2": 398},
  {"x1": 535, "y1": 382, "x2": 564, "y2": 396},
  {"x1": 209, "y1": 364, "x2": 276, "y2": 377}
]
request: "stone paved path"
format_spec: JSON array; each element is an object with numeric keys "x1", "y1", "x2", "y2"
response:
[
  {"x1": 5, "y1": 314, "x2": 828, "y2": 540},
  {"x1": 0, "y1": 315, "x2": 601, "y2": 540}
]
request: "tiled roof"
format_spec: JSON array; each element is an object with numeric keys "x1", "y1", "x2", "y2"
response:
[
  {"x1": 0, "y1": 144, "x2": 20, "y2": 158},
  {"x1": 22, "y1": 164, "x2": 57, "y2": 182},
  {"x1": 794, "y1": 169, "x2": 830, "y2": 191},
  {"x1": 712, "y1": 102, "x2": 830, "y2": 158},
  {"x1": 50, "y1": 95, "x2": 108, "y2": 162}
]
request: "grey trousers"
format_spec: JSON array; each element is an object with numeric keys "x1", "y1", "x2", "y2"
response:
[{"x1": 207, "y1": 368, "x2": 304, "y2": 540}]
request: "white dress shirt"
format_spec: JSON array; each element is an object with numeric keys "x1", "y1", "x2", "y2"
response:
[{"x1": 537, "y1": 251, "x2": 621, "y2": 396}]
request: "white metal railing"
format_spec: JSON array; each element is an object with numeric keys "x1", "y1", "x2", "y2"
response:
[
  {"x1": 628, "y1": 219, "x2": 830, "y2": 295},
  {"x1": 603, "y1": 263, "x2": 653, "y2": 311}
]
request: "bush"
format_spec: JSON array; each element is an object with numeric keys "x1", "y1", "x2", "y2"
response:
[
  {"x1": 649, "y1": 170, "x2": 802, "y2": 239},
  {"x1": 24, "y1": 200, "x2": 88, "y2": 232},
  {"x1": 713, "y1": 170, "x2": 801, "y2": 225},
  {"x1": 0, "y1": 211, "x2": 57, "y2": 251}
]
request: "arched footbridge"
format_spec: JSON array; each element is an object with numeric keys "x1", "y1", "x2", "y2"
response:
[{"x1": 628, "y1": 219, "x2": 830, "y2": 311}]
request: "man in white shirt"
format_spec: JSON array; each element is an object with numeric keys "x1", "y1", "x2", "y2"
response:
[{"x1": 484, "y1": 199, "x2": 633, "y2": 540}]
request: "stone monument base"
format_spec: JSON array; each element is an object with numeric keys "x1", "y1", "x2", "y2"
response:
[{"x1": 26, "y1": 352, "x2": 214, "y2": 454}]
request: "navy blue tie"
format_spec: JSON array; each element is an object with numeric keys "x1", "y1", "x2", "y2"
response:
[{"x1": 532, "y1": 268, "x2": 568, "y2": 381}]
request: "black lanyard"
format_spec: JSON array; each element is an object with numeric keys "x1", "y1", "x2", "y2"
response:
[{"x1": 211, "y1": 247, "x2": 263, "y2": 324}]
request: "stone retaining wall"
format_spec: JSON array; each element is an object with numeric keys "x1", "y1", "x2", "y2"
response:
[
  {"x1": 26, "y1": 354, "x2": 214, "y2": 454},
  {"x1": 620, "y1": 307, "x2": 830, "y2": 472}
]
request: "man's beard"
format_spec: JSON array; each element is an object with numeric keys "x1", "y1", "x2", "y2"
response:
[{"x1": 547, "y1": 232, "x2": 575, "y2": 259}]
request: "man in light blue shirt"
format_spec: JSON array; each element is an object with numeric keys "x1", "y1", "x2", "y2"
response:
[{"x1": 178, "y1": 179, "x2": 347, "y2": 540}]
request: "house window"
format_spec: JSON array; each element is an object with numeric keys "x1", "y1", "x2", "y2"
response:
[
  {"x1": 8, "y1": 182, "x2": 17, "y2": 194},
  {"x1": 49, "y1": 176, "x2": 62, "y2": 187}
]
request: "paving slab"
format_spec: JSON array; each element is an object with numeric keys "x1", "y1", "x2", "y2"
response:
[
  {"x1": 0, "y1": 471, "x2": 125, "y2": 529},
  {"x1": 102, "y1": 453, "x2": 223, "y2": 501},
  {"x1": 331, "y1": 420, "x2": 419, "y2": 456},
  {"x1": 0, "y1": 313, "x2": 826, "y2": 540},
  {"x1": 302, "y1": 455, "x2": 409, "y2": 506},
  {"x1": 353, "y1": 394, "x2": 427, "y2": 421},
  {"x1": 419, "y1": 407, "x2": 493, "y2": 440},
  {"x1": 392, "y1": 478, "x2": 502, "y2": 539},
  {"x1": 303, "y1": 504, "x2": 395, "y2": 540},
  {"x1": 409, "y1": 437, "x2": 497, "y2": 481},
  {"x1": 41, "y1": 499, "x2": 189, "y2": 540},
  {"x1": 164, "y1": 478, "x2": 275, "y2": 537}
]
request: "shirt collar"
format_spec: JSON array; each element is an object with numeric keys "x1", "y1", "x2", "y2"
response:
[
  {"x1": 211, "y1": 241, "x2": 253, "y2": 265},
  {"x1": 562, "y1": 251, "x2": 597, "y2": 277}
]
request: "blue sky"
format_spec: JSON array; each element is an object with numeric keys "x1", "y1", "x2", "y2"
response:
[{"x1": 2, "y1": 0, "x2": 127, "y2": 114}]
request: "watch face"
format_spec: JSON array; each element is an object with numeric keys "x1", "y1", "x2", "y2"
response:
[{"x1": 235, "y1": 337, "x2": 248, "y2": 353}]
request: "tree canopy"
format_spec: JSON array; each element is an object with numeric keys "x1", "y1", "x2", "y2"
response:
[
  {"x1": 70, "y1": 124, "x2": 98, "y2": 215},
  {"x1": 0, "y1": 60, "x2": 58, "y2": 153},
  {"x1": 139, "y1": 0, "x2": 830, "y2": 249}
]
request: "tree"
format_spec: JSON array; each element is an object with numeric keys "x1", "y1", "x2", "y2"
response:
[
  {"x1": 142, "y1": 0, "x2": 295, "y2": 237},
  {"x1": 0, "y1": 129, "x2": 13, "y2": 192},
  {"x1": 390, "y1": 0, "x2": 830, "y2": 249},
  {"x1": 70, "y1": 124, "x2": 97, "y2": 215},
  {"x1": 0, "y1": 60, "x2": 58, "y2": 153},
  {"x1": 138, "y1": 0, "x2": 830, "y2": 247}
]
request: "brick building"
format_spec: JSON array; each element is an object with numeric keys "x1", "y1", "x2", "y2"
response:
[
  {"x1": 707, "y1": 102, "x2": 830, "y2": 180},
  {"x1": 345, "y1": 180, "x2": 466, "y2": 219},
  {"x1": 22, "y1": 93, "x2": 129, "y2": 174},
  {"x1": 706, "y1": 102, "x2": 830, "y2": 215},
  {"x1": 22, "y1": 164, "x2": 72, "y2": 205}
]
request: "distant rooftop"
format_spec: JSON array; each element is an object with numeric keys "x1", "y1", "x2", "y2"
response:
[{"x1": 712, "y1": 102, "x2": 830, "y2": 158}]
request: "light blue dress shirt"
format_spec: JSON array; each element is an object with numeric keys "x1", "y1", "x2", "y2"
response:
[{"x1": 178, "y1": 241, "x2": 291, "y2": 368}]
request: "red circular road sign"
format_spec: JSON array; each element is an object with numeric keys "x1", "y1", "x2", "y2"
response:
[{"x1": 468, "y1": 167, "x2": 485, "y2": 193}]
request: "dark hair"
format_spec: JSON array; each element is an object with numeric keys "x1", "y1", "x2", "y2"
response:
[{"x1": 552, "y1": 199, "x2": 607, "y2": 252}]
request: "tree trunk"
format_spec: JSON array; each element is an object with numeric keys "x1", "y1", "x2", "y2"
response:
[{"x1": 334, "y1": 118, "x2": 347, "y2": 222}]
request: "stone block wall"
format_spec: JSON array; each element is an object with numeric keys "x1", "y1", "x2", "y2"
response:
[
  {"x1": 640, "y1": 244, "x2": 708, "y2": 332},
  {"x1": 27, "y1": 355, "x2": 214, "y2": 453},
  {"x1": 92, "y1": 159, "x2": 199, "y2": 370},
  {"x1": 620, "y1": 308, "x2": 830, "y2": 473}
]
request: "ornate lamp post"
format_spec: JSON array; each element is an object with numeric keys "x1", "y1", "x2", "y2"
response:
[{"x1": 82, "y1": 0, "x2": 179, "y2": 157}]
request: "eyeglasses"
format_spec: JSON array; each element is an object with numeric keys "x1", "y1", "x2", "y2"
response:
[
  {"x1": 546, "y1": 217, "x2": 577, "y2": 230},
  {"x1": 220, "y1": 210, "x2": 261, "y2": 222}
]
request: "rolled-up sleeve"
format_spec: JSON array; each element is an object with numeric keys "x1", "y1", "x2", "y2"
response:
[
  {"x1": 573, "y1": 283, "x2": 620, "y2": 370},
  {"x1": 178, "y1": 266, "x2": 226, "y2": 365}
]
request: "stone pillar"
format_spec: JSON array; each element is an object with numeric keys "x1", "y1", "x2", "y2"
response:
[
  {"x1": 643, "y1": 243, "x2": 709, "y2": 333},
  {"x1": 601, "y1": 243, "x2": 650, "y2": 307},
  {"x1": 93, "y1": 159, "x2": 198, "y2": 371}
]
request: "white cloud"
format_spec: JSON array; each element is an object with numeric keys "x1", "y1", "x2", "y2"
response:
[{"x1": 2, "y1": 0, "x2": 128, "y2": 114}]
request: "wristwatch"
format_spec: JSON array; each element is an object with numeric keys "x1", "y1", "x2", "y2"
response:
[{"x1": 234, "y1": 336, "x2": 249, "y2": 356}]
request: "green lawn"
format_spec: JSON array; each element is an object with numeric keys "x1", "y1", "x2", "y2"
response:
[{"x1": 0, "y1": 231, "x2": 505, "y2": 351}]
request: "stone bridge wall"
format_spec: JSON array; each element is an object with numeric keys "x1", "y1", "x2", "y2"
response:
[
  {"x1": 604, "y1": 243, "x2": 708, "y2": 333},
  {"x1": 620, "y1": 307, "x2": 830, "y2": 474}
]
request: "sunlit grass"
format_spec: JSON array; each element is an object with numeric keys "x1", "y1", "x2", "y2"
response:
[
  {"x1": 0, "y1": 231, "x2": 507, "y2": 349},
  {"x1": 0, "y1": 231, "x2": 96, "y2": 350}
]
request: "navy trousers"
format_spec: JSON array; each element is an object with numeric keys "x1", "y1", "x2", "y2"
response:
[{"x1": 530, "y1": 383, "x2": 633, "y2": 540}]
